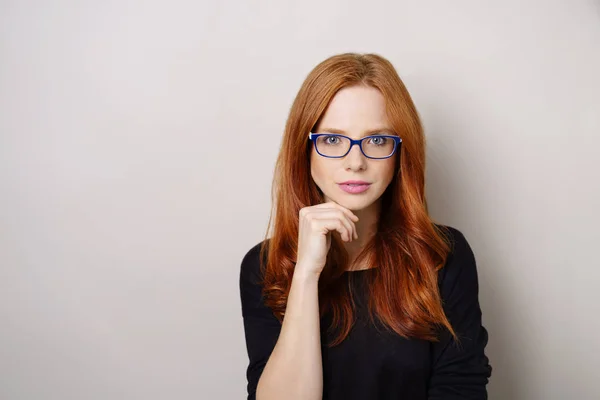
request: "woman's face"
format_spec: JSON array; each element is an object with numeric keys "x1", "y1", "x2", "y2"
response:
[{"x1": 310, "y1": 84, "x2": 397, "y2": 212}]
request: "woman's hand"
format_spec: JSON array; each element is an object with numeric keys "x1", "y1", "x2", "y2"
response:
[{"x1": 295, "y1": 201, "x2": 359, "y2": 278}]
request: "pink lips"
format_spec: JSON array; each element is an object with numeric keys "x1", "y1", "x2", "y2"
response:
[{"x1": 338, "y1": 182, "x2": 371, "y2": 194}]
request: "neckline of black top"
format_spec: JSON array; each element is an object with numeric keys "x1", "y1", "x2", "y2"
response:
[{"x1": 343, "y1": 268, "x2": 377, "y2": 273}]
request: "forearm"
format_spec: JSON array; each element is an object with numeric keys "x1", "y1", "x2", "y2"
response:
[{"x1": 256, "y1": 266, "x2": 323, "y2": 400}]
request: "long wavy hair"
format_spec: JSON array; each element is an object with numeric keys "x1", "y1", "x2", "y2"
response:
[{"x1": 258, "y1": 52, "x2": 458, "y2": 347}]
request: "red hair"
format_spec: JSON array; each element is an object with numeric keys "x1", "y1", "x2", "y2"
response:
[{"x1": 258, "y1": 52, "x2": 458, "y2": 347}]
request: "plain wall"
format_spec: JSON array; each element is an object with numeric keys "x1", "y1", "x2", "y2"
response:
[{"x1": 1, "y1": 1, "x2": 599, "y2": 399}]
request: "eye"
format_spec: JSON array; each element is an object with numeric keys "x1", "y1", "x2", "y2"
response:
[
  {"x1": 324, "y1": 135, "x2": 341, "y2": 144},
  {"x1": 368, "y1": 136, "x2": 388, "y2": 146}
]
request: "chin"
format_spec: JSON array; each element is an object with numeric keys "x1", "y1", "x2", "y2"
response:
[{"x1": 326, "y1": 193, "x2": 373, "y2": 211}]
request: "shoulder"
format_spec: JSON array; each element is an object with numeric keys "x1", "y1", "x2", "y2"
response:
[
  {"x1": 438, "y1": 224, "x2": 474, "y2": 262},
  {"x1": 239, "y1": 239, "x2": 270, "y2": 286},
  {"x1": 239, "y1": 239, "x2": 278, "y2": 321},
  {"x1": 435, "y1": 225, "x2": 480, "y2": 297}
]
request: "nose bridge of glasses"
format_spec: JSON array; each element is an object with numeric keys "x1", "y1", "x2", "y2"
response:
[{"x1": 346, "y1": 137, "x2": 367, "y2": 157}]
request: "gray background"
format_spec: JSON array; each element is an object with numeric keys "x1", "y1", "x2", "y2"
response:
[{"x1": 1, "y1": 0, "x2": 599, "y2": 399}]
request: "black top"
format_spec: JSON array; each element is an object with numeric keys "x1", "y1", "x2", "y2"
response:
[{"x1": 239, "y1": 226, "x2": 492, "y2": 399}]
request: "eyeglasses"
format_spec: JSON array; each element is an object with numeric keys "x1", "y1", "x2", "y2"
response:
[{"x1": 308, "y1": 132, "x2": 402, "y2": 159}]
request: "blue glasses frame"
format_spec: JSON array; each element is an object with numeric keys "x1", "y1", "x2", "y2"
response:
[{"x1": 308, "y1": 132, "x2": 402, "y2": 159}]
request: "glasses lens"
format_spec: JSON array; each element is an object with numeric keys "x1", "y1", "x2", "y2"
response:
[
  {"x1": 315, "y1": 135, "x2": 351, "y2": 157},
  {"x1": 362, "y1": 136, "x2": 396, "y2": 158}
]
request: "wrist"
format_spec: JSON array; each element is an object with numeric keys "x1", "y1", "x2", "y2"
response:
[{"x1": 292, "y1": 263, "x2": 321, "y2": 283}]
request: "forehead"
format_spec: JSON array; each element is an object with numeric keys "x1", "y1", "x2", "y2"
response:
[{"x1": 316, "y1": 85, "x2": 391, "y2": 137}]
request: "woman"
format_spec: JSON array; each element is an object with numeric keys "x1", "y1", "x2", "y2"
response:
[{"x1": 239, "y1": 53, "x2": 492, "y2": 400}]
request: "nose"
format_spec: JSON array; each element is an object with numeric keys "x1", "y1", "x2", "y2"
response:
[{"x1": 343, "y1": 142, "x2": 367, "y2": 171}]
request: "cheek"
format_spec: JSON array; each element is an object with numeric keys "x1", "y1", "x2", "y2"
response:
[
  {"x1": 380, "y1": 159, "x2": 397, "y2": 184},
  {"x1": 310, "y1": 151, "x2": 325, "y2": 183}
]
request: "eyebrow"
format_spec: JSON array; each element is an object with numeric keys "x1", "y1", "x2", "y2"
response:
[{"x1": 318, "y1": 127, "x2": 396, "y2": 136}]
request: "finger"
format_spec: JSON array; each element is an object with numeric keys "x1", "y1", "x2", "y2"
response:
[
  {"x1": 312, "y1": 202, "x2": 359, "y2": 239},
  {"x1": 313, "y1": 201, "x2": 359, "y2": 223},
  {"x1": 315, "y1": 209, "x2": 358, "y2": 240},
  {"x1": 314, "y1": 218, "x2": 352, "y2": 242},
  {"x1": 307, "y1": 209, "x2": 356, "y2": 242}
]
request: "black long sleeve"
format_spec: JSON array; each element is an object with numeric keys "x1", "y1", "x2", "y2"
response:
[
  {"x1": 239, "y1": 242, "x2": 282, "y2": 400},
  {"x1": 427, "y1": 228, "x2": 493, "y2": 399},
  {"x1": 239, "y1": 226, "x2": 492, "y2": 399}
]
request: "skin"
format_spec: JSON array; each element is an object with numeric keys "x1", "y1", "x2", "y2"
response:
[{"x1": 310, "y1": 84, "x2": 397, "y2": 269}]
